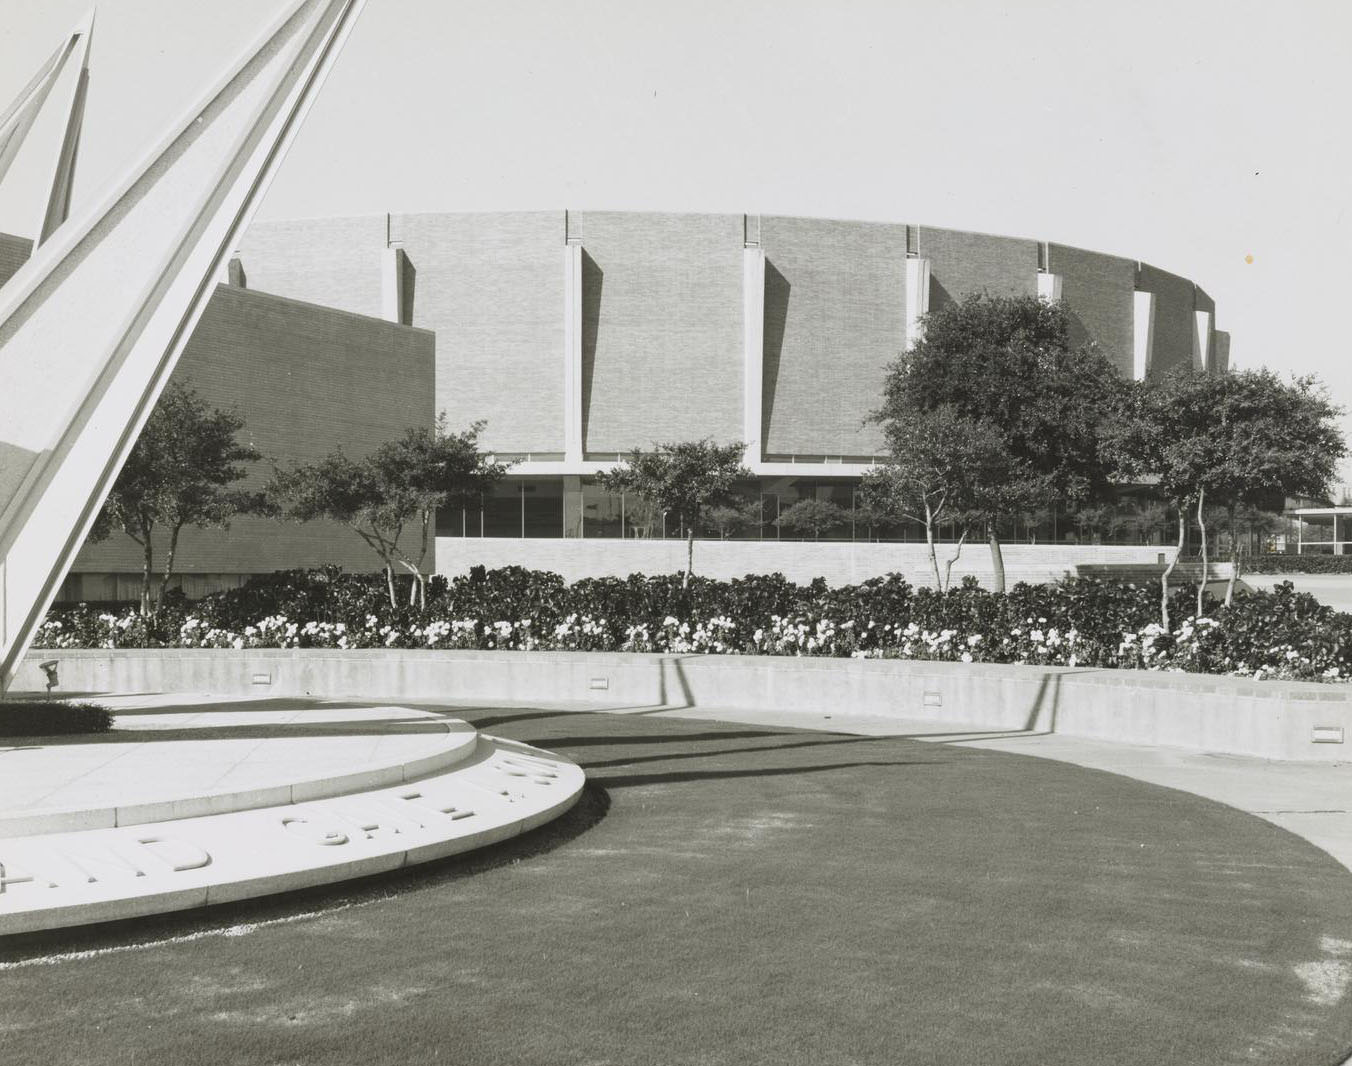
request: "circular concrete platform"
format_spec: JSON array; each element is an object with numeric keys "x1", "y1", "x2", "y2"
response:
[
  {"x1": 0, "y1": 699, "x2": 481, "y2": 836},
  {"x1": 0, "y1": 696, "x2": 585, "y2": 935}
]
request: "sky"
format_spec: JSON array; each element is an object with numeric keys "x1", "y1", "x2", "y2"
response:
[{"x1": 1, "y1": 0, "x2": 1349, "y2": 437}]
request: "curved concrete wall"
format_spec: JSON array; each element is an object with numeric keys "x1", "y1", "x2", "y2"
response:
[{"x1": 18, "y1": 648, "x2": 1344, "y2": 763}]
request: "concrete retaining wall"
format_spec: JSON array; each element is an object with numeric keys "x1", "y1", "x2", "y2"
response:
[
  {"x1": 17, "y1": 648, "x2": 1351, "y2": 763},
  {"x1": 435, "y1": 538, "x2": 1205, "y2": 589}
]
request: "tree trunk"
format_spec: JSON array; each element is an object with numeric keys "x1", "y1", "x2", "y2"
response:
[
  {"x1": 1195, "y1": 486, "x2": 1208, "y2": 618},
  {"x1": 943, "y1": 530, "x2": 969, "y2": 594},
  {"x1": 987, "y1": 524, "x2": 1006, "y2": 594},
  {"x1": 923, "y1": 505, "x2": 943, "y2": 592},
  {"x1": 139, "y1": 534, "x2": 154, "y2": 619},
  {"x1": 1226, "y1": 549, "x2": 1240, "y2": 608},
  {"x1": 417, "y1": 510, "x2": 430, "y2": 610},
  {"x1": 158, "y1": 523, "x2": 183, "y2": 608},
  {"x1": 684, "y1": 528, "x2": 693, "y2": 589},
  {"x1": 385, "y1": 564, "x2": 397, "y2": 609},
  {"x1": 1160, "y1": 505, "x2": 1186, "y2": 630}
]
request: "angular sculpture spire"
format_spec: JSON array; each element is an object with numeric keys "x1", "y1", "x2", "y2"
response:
[
  {"x1": 0, "y1": 9, "x2": 96, "y2": 249},
  {"x1": 0, "y1": 0, "x2": 368, "y2": 689}
]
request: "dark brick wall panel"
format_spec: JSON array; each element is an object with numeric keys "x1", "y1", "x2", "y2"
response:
[
  {"x1": 390, "y1": 211, "x2": 564, "y2": 454},
  {"x1": 572, "y1": 211, "x2": 743, "y2": 455},
  {"x1": 759, "y1": 216, "x2": 904, "y2": 457},
  {"x1": 1137, "y1": 263, "x2": 1197, "y2": 377},
  {"x1": 1213, "y1": 330, "x2": 1230, "y2": 374},
  {"x1": 1048, "y1": 243, "x2": 1137, "y2": 376},
  {"x1": 72, "y1": 284, "x2": 435, "y2": 575},
  {"x1": 0, "y1": 231, "x2": 32, "y2": 289},
  {"x1": 918, "y1": 227, "x2": 1037, "y2": 309}
]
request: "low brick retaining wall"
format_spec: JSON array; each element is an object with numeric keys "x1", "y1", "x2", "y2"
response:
[{"x1": 16, "y1": 648, "x2": 1350, "y2": 762}]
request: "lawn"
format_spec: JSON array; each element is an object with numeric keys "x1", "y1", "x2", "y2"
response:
[{"x1": 4, "y1": 704, "x2": 1352, "y2": 1065}]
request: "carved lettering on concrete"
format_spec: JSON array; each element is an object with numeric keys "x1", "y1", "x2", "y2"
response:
[
  {"x1": 280, "y1": 815, "x2": 349, "y2": 846},
  {"x1": 397, "y1": 789, "x2": 476, "y2": 821},
  {"x1": 0, "y1": 862, "x2": 37, "y2": 893},
  {"x1": 136, "y1": 836, "x2": 211, "y2": 872}
]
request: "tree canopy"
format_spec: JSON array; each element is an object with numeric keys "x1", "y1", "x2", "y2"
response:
[
  {"x1": 268, "y1": 417, "x2": 508, "y2": 607},
  {"x1": 89, "y1": 379, "x2": 270, "y2": 615},
  {"x1": 1102, "y1": 367, "x2": 1346, "y2": 621},
  {"x1": 874, "y1": 294, "x2": 1122, "y2": 589},
  {"x1": 860, "y1": 404, "x2": 1045, "y2": 590},
  {"x1": 596, "y1": 439, "x2": 750, "y2": 586}
]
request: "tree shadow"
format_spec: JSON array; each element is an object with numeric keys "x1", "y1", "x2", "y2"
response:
[
  {"x1": 594, "y1": 759, "x2": 943, "y2": 790},
  {"x1": 557, "y1": 733, "x2": 892, "y2": 770}
]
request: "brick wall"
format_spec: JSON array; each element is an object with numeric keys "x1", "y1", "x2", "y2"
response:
[
  {"x1": 759, "y1": 216, "x2": 904, "y2": 457},
  {"x1": 391, "y1": 211, "x2": 565, "y2": 454},
  {"x1": 1048, "y1": 243, "x2": 1136, "y2": 375},
  {"x1": 1136, "y1": 262, "x2": 1197, "y2": 377},
  {"x1": 918, "y1": 226, "x2": 1038, "y2": 310},
  {"x1": 235, "y1": 215, "x2": 386, "y2": 318},
  {"x1": 570, "y1": 211, "x2": 744, "y2": 455},
  {"x1": 69, "y1": 283, "x2": 435, "y2": 580},
  {"x1": 1212, "y1": 330, "x2": 1231, "y2": 374}
]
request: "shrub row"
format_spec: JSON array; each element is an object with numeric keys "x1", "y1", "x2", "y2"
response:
[
  {"x1": 32, "y1": 566, "x2": 1352, "y2": 683},
  {"x1": 1247, "y1": 554, "x2": 1352, "y2": 575},
  {"x1": 0, "y1": 701, "x2": 115, "y2": 737}
]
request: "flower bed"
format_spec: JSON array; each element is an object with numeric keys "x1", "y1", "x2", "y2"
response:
[{"x1": 31, "y1": 566, "x2": 1352, "y2": 683}]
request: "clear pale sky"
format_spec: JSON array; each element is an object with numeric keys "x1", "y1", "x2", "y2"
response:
[{"x1": 1, "y1": 0, "x2": 1349, "y2": 437}]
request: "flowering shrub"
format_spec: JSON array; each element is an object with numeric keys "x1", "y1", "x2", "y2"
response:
[{"x1": 31, "y1": 568, "x2": 1352, "y2": 683}]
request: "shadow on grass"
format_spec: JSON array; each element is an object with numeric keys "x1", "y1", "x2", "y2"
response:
[
  {"x1": 594, "y1": 760, "x2": 945, "y2": 790},
  {"x1": 566, "y1": 733, "x2": 893, "y2": 771}
]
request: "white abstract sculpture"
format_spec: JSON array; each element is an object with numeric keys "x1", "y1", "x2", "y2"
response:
[{"x1": 0, "y1": 0, "x2": 368, "y2": 689}]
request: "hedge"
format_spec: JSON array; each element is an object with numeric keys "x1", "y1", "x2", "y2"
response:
[
  {"x1": 1247, "y1": 554, "x2": 1352, "y2": 575},
  {"x1": 0, "y1": 701, "x2": 115, "y2": 737},
  {"x1": 31, "y1": 566, "x2": 1352, "y2": 684}
]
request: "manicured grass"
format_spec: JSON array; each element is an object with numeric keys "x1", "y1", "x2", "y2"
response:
[
  {"x1": 4, "y1": 705, "x2": 1352, "y2": 1065},
  {"x1": 0, "y1": 700, "x2": 113, "y2": 736}
]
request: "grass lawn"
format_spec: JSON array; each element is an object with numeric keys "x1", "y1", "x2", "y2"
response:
[{"x1": 4, "y1": 704, "x2": 1352, "y2": 1065}]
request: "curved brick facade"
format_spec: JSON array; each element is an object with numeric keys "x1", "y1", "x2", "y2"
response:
[{"x1": 238, "y1": 211, "x2": 1224, "y2": 462}]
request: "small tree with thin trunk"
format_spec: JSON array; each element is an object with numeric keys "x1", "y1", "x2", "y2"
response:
[
  {"x1": 859, "y1": 405, "x2": 1048, "y2": 592},
  {"x1": 1103, "y1": 369, "x2": 1345, "y2": 626},
  {"x1": 596, "y1": 440, "x2": 750, "y2": 588},
  {"x1": 774, "y1": 498, "x2": 847, "y2": 541},
  {"x1": 88, "y1": 380, "x2": 271, "y2": 616},
  {"x1": 268, "y1": 419, "x2": 507, "y2": 608},
  {"x1": 704, "y1": 499, "x2": 763, "y2": 540}
]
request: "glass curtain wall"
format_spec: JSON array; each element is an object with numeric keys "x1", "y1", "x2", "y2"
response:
[{"x1": 435, "y1": 476, "x2": 1191, "y2": 546}]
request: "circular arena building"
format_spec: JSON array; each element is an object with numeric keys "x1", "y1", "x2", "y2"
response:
[{"x1": 6, "y1": 212, "x2": 1225, "y2": 597}]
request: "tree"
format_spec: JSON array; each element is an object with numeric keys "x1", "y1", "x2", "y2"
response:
[
  {"x1": 859, "y1": 404, "x2": 1046, "y2": 591},
  {"x1": 88, "y1": 380, "x2": 270, "y2": 616},
  {"x1": 596, "y1": 440, "x2": 750, "y2": 587},
  {"x1": 774, "y1": 498, "x2": 847, "y2": 541},
  {"x1": 1104, "y1": 369, "x2": 1345, "y2": 625},
  {"x1": 876, "y1": 294, "x2": 1128, "y2": 591},
  {"x1": 704, "y1": 499, "x2": 763, "y2": 540},
  {"x1": 268, "y1": 418, "x2": 507, "y2": 608}
]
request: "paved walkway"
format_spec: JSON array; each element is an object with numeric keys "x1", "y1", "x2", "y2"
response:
[{"x1": 0, "y1": 695, "x2": 470, "y2": 834}]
